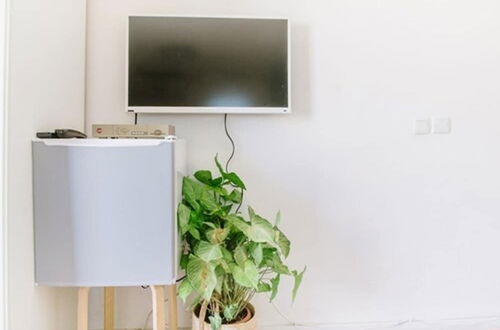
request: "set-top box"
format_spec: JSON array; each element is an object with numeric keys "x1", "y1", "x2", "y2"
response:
[{"x1": 92, "y1": 124, "x2": 175, "y2": 139}]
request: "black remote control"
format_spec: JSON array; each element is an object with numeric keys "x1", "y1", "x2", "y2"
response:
[{"x1": 37, "y1": 129, "x2": 87, "y2": 139}]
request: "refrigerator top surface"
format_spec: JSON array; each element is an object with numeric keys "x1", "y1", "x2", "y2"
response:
[{"x1": 32, "y1": 138, "x2": 177, "y2": 147}]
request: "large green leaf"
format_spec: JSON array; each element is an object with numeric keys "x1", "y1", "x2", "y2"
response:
[
  {"x1": 252, "y1": 213, "x2": 274, "y2": 227},
  {"x1": 230, "y1": 260, "x2": 259, "y2": 289},
  {"x1": 261, "y1": 247, "x2": 276, "y2": 265},
  {"x1": 194, "y1": 170, "x2": 212, "y2": 185},
  {"x1": 247, "y1": 215, "x2": 276, "y2": 245},
  {"x1": 257, "y1": 282, "x2": 271, "y2": 293},
  {"x1": 270, "y1": 274, "x2": 280, "y2": 301},
  {"x1": 184, "y1": 175, "x2": 221, "y2": 213},
  {"x1": 210, "y1": 177, "x2": 223, "y2": 187},
  {"x1": 221, "y1": 205, "x2": 232, "y2": 216},
  {"x1": 207, "y1": 185, "x2": 228, "y2": 198},
  {"x1": 233, "y1": 245, "x2": 248, "y2": 266},
  {"x1": 214, "y1": 266, "x2": 225, "y2": 294},
  {"x1": 200, "y1": 190, "x2": 219, "y2": 212},
  {"x1": 225, "y1": 172, "x2": 246, "y2": 189},
  {"x1": 268, "y1": 254, "x2": 291, "y2": 275},
  {"x1": 227, "y1": 189, "x2": 242, "y2": 203},
  {"x1": 182, "y1": 177, "x2": 199, "y2": 198},
  {"x1": 177, "y1": 204, "x2": 190, "y2": 235},
  {"x1": 180, "y1": 253, "x2": 189, "y2": 270},
  {"x1": 178, "y1": 279, "x2": 193, "y2": 303},
  {"x1": 275, "y1": 229, "x2": 291, "y2": 258},
  {"x1": 187, "y1": 256, "x2": 217, "y2": 300},
  {"x1": 206, "y1": 227, "x2": 230, "y2": 244},
  {"x1": 203, "y1": 221, "x2": 217, "y2": 229},
  {"x1": 216, "y1": 258, "x2": 230, "y2": 273},
  {"x1": 189, "y1": 210, "x2": 203, "y2": 227},
  {"x1": 225, "y1": 215, "x2": 250, "y2": 233},
  {"x1": 250, "y1": 243, "x2": 263, "y2": 266},
  {"x1": 189, "y1": 227, "x2": 200, "y2": 240},
  {"x1": 220, "y1": 246, "x2": 233, "y2": 263},
  {"x1": 292, "y1": 266, "x2": 307, "y2": 302},
  {"x1": 195, "y1": 241, "x2": 223, "y2": 262},
  {"x1": 182, "y1": 177, "x2": 202, "y2": 210}
]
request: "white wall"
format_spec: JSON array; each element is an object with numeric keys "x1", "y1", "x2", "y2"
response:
[
  {"x1": 86, "y1": 0, "x2": 500, "y2": 328},
  {"x1": 0, "y1": 0, "x2": 7, "y2": 328},
  {"x1": 7, "y1": 0, "x2": 87, "y2": 329}
]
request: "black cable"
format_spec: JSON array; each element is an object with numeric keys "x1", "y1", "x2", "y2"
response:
[
  {"x1": 223, "y1": 114, "x2": 244, "y2": 213},
  {"x1": 134, "y1": 113, "x2": 138, "y2": 125},
  {"x1": 140, "y1": 275, "x2": 186, "y2": 290},
  {"x1": 224, "y1": 113, "x2": 235, "y2": 172}
]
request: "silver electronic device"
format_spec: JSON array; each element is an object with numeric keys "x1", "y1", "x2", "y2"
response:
[{"x1": 92, "y1": 124, "x2": 175, "y2": 139}]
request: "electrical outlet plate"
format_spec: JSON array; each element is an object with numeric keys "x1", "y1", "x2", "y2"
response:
[
  {"x1": 415, "y1": 119, "x2": 431, "y2": 135},
  {"x1": 432, "y1": 117, "x2": 451, "y2": 134}
]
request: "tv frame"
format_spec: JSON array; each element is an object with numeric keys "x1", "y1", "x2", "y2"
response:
[{"x1": 125, "y1": 15, "x2": 291, "y2": 114}]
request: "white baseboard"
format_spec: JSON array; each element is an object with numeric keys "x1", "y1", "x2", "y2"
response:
[{"x1": 90, "y1": 316, "x2": 500, "y2": 330}]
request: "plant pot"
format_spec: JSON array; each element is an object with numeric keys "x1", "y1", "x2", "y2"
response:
[{"x1": 192, "y1": 303, "x2": 257, "y2": 330}]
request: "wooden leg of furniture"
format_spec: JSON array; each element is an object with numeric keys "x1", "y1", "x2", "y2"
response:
[
  {"x1": 167, "y1": 284, "x2": 178, "y2": 330},
  {"x1": 104, "y1": 287, "x2": 115, "y2": 330},
  {"x1": 77, "y1": 287, "x2": 90, "y2": 330},
  {"x1": 77, "y1": 285, "x2": 174, "y2": 330},
  {"x1": 151, "y1": 285, "x2": 165, "y2": 330}
]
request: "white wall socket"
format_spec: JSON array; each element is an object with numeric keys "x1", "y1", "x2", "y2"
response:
[
  {"x1": 415, "y1": 119, "x2": 431, "y2": 135},
  {"x1": 432, "y1": 117, "x2": 451, "y2": 134}
]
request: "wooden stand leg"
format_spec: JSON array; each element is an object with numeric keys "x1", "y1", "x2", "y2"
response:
[
  {"x1": 104, "y1": 287, "x2": 115, "y2": 330},
  {"x1": 167, "y1": 284, "x2": 178, "y2": 330},
  {"x1": 151, "y1": 285, "x2": 165, "y2": 330},
  {"x1": 77, "y1": 287, "x2": 90, "y2": 330}
]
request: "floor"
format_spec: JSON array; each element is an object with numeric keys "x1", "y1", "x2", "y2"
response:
[
  {"x1": 260, "y1": 319, "x2": 500, "y2": 330},
  {"x1": 118, "y1": 318, "x2": 500, "y2": 329}
]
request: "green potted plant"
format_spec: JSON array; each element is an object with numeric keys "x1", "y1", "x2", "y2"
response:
[{"x1": 177, "y1": 156, "x2": 306, "y2": 330}]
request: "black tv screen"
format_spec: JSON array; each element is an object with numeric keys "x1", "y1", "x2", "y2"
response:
[{"x1": 127, "y1": 16, "x2": 290, "y2": 114}]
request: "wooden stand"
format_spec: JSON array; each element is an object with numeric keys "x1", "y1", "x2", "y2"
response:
[
  {"x1": 151, "y1": 285, "x2": 165, "y2": 330},
  {"x1": 166, "y1": 285, "x2": 178, "y2": 329},
  {"x1": 77, "y1": 287, "x2": 90, "y2": 330},
  {"x1": 104, "y1": 288, "x2": 114, "y2": 330},
  {"x1": 77, "y1": 285, "x2": 178, "y2": 330}
]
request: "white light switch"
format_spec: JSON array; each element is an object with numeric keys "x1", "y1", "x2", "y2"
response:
[
  {"x1": 432, "y1": 117, "x2": 451, "y2": 134},
  {"x1": 415, "y1": 119, "x2": 431, "y2": 135}
]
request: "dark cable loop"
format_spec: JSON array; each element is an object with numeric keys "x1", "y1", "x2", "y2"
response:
[
  {"x1": 223, "y1": 114, "x2": 244, "y2": 213},
  {"x1": 224, "y1": 114, "x2": 235, "y2": 172}
]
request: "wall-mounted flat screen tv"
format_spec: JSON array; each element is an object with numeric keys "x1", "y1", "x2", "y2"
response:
[{"x1": 127, "y1": 16, "x2": 290, "y2": 114}]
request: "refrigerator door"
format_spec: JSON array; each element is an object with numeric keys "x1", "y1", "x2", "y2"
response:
[{"x1": 32, "y1": 139, "x2": 181, "y2": 286}]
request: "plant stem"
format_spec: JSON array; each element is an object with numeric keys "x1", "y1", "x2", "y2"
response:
[{"x1": 199, "y1": 300, "x2": 209, "y2": 330}]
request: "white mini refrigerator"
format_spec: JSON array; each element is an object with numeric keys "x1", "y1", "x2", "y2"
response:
[{"x1": 32, "y1": 138, "x2": 186, "y2": 287}]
